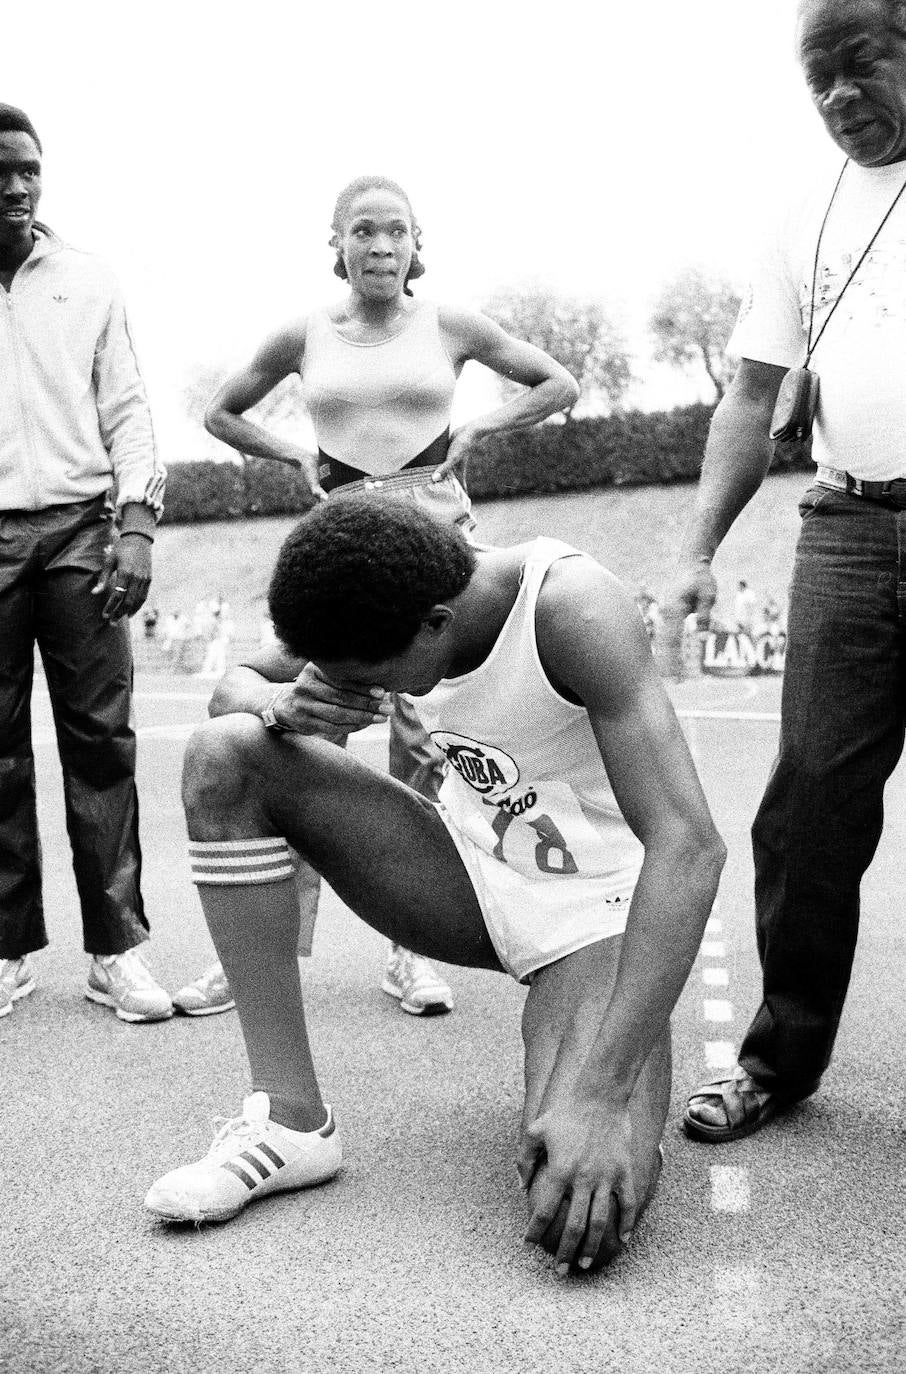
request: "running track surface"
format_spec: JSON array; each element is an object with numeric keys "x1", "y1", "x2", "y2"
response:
[{"x1": 2, "y1": 672, "x2": 904, "y2": 1374}]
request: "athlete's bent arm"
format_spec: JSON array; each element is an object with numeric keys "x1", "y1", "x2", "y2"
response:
[
  {"x1": 434, "y1": 308, "x2": 581, "y2": 478},
  {"x1": 520, "y1": 560, "x2": 726, "y2": 1262},
  {"x1": 203, "y1": 321, "x2": 326, "y2": 502},
  {"x1": 209, "y1": 646, "x2": 392, "y2": 742}
]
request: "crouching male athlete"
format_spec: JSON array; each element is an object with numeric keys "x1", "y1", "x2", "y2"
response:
[{"x1": 145, "y1": 496, "x2": 725, "y2": 1274}]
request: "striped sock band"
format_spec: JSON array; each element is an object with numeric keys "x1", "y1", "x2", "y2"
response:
[{"x1": 189, "y1": 837, "x2": 296, "y2": 886}]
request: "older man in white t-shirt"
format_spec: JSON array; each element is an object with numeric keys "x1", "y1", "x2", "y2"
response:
[{"x1": 662, "y1": 0, "x2": 906, "y2": 1143}]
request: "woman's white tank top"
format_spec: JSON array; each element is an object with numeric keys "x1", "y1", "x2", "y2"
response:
[{"x1": 300, "y1": 301, "x2": 457, "y2": 475}]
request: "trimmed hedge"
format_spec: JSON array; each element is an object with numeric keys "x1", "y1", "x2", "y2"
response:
[{"x1": 158, "y1": 405, "x2": 813, "y2": 525}]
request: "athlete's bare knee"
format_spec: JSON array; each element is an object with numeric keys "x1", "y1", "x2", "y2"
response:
[{"x1": 182, "y1": 714, "x2": 266, "y2": 835}]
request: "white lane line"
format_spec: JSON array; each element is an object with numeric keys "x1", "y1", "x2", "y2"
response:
[
  {"x1": 704, "y1": 999, "x2": 734, "y2": 1022},
  {"x1": 705, "y1": 1041, "x2": 736, "y2": 1069},
  {"x1": 710, "y1": 1166, "x2": 750, "y2": 1213},
  {"x1": 702, "y1": 966, "x2": 729, "y2": 987},
  {"x1": 701, "y1": 940, "x2": 726, "y2": 959},
  {"x1": 33, "y1": 688, "x2": 211, "y2": 703},
  {"x1": 677, "y1": 709, "x2": 780, "y2": 722},
  {"x1": 705, "y1": 917, "x2": 722, "y2": 935},
  {"x1": 31, "y1": 725, "x2": 195, "y2": 744}
]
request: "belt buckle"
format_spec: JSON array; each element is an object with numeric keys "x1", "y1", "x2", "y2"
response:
[{"x1": 818, "y1": 466, "x2": 847, "y2": 493}]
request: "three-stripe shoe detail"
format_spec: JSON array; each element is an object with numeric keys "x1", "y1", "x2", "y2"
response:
[
  {"x1": 222, "y1": 1142, "x2": 288, "y2": 1190},
  {"x1": 143, "y1": 1094, "x2": 342, "y2": 1224}
]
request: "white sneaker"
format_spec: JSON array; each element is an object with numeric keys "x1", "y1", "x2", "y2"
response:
[
  {"x1": 144, "y1": 1091, "x2": 342, "y2": 1224},
  {"x1": 381, "y1": 944, "x2": 454, "y2": 1016},
  {"x1": 86, "y1": 947, "x2": 173, "y2": 1023},
  {"x1": 0, "y1": 956, "x2": 36, "y2": 1019},
  {"x1": 173, "y1": 962, "x2": 235, "y2": 1017}
]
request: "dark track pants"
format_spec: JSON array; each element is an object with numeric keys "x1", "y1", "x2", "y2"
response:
[{"x1": 0, "y1": 495, "x2": 148, "y2": 957}]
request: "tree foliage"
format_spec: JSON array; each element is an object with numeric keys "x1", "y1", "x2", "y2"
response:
[
  {"x1": 482, "y1": 282, "x2": 632, "y2": 417},
  {"x1": 649, "y1": 266, "x2": 742, "y2": 401},
  {"x1": 181, "y1": 362, "x2": 308, "y2": 434}
]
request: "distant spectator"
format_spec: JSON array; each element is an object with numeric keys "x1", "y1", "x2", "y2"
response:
[
  {"x1": 198, "y1": 607, "x2": 236, "y2": 679},
  {"x1": 162, "y1": 610, "x2": 192, "y2": 671},
  {"x1": 142, "y1": 606, "x2": 159, "y2": 640},
  {"x1": 761, "y1": 594, "x2": 784, "y2": 635},
  {"x1": 635, "y1": 587, "x2": 661, "y2": 642},
  {"x1": 733, "y1": 579, "x2": 758, "y2": 637}
]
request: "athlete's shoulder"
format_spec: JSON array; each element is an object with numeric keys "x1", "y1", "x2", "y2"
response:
[
  {"x1": 536, "y1": 543, "x2": 619, "y2": 604},
  {"x1": 535, "y1": 547, "x2": 639, "y2": 645},
  {"x1": 436, "y1": 302, "x2": 498, "y2": 344},
  {"x1": 33, "y1": 228, "x2": 120, "y2": 293},
  {"x1": 254, "y1": 316, "x2": 308, "y2": 372}
]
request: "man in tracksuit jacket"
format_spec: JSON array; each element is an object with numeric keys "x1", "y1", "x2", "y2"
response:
[{"x1": 0, "y1": 103, "x2": 173, "y2": 1023}]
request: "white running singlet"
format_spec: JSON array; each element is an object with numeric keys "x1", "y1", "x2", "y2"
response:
[{"x1": 410, "y1": 538, "x2": 644, "y2": 981}]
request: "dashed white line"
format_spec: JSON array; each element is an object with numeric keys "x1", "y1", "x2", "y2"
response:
[
  {"x1": 702, "y1": 966, "x2": 729, "y2": 987},
  {"x1": 701, "y1": 940, "x2": 726, "y2": 959},
  {"x1": 710, "y1": 1166, "x2": 750, "y2": 1213},
  {"x1": 704, "y1": 999, "x2": 734, "y2": 1022},
  {"x1": 705, "y1": 917, "x2": 722, "y2": 936},
  {"x1": 705, "y1": 1040, "x2": 736, "y2": 1069},
  {"x1": 678, "y1": 709, "x2": 780, "y2": 722}
]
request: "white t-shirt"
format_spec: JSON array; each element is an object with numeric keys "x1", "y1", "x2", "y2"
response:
[{"x1": 730, "y1": 158, "x2": 906, "y2": 481}]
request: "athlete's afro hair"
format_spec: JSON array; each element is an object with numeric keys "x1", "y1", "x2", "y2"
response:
[
  {"x1": 0, "y1": 104, "x2": 42, "y2": 154},
  {"x1": 268, "y1": 493, "x2": 476, "y2": 663}
]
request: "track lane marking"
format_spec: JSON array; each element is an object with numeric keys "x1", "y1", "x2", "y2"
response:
[
  {"x1": 710, "y1": 1166, "x2": 750, "y2": 1212},
  {"x1": 705, "y1": 1041, "x2": 736, "y2": 1069}
]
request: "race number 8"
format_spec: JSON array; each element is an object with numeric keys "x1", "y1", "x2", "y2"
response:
[{"x1": 491, "y1": 808, "x2": 578, "y2": 875}]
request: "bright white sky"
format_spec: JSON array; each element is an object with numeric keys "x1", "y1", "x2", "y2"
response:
[{"x1": 7, "y1": 0, "x2": 840, "y2": 457}]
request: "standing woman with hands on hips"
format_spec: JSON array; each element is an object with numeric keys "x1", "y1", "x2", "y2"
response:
[{"x1": 172, "y1": 173, "x2": 579, "y2": 1019}]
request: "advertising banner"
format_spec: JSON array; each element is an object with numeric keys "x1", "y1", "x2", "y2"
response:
[{"x1": 700, "y1": 630, "x2": 786, "y2": 677}]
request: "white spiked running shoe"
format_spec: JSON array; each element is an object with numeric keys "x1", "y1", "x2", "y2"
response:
[{"x1": 144, "y1": 1091, "x2": 342, "y2": 1224}]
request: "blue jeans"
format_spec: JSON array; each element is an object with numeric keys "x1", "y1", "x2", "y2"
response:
[{"x1": 740, "y1": 483, "x2": 906, "y2": 1094}]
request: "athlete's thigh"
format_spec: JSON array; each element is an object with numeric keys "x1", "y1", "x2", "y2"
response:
[{"x1": 253, "y1": 728, "x2": 502, "y2": 971}]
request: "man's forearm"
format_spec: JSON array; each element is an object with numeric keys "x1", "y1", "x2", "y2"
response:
[
  {"x1": 578, "y1": 830, "x2": 725, "y2": 1102},
  {"x1": 680, "y1": 394, "x2": 775, "y2": 564}
]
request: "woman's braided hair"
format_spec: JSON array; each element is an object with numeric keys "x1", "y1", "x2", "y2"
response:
[{"x1": 329, "y1": 175, "x2": 426, "y2": 296}]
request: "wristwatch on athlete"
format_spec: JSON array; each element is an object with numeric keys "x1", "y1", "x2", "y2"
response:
[{"x1": 261, "y1": 689, "x2": 292, "y2": 733}]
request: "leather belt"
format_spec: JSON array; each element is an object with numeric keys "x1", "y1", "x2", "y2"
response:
[{"x1": 816, "y1": 464, "x2": 906, "y2": 509}]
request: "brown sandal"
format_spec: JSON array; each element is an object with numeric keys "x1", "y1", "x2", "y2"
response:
[{"x1": 683, "y1": 1065, "x2": 781, "y2": 1143}]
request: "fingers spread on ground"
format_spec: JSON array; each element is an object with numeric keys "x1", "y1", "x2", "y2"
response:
[
  {"x1": 523, "y1": 1170, "x2": 564, "y2": 1246},
  {"x1": 616, "y1": 1171, "x2": 638, "y2": 1244},
  {"x1": 554, "y1": 1188, "x2": 593, "y2": 1272},
  {"x1": 578, "y1": 1189, "x2": 616, "y2": 1271}
]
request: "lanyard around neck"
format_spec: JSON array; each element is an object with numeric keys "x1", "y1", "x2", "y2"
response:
[{"x1": 806, "y1": 159, "x2": 906, "y2": 365}]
